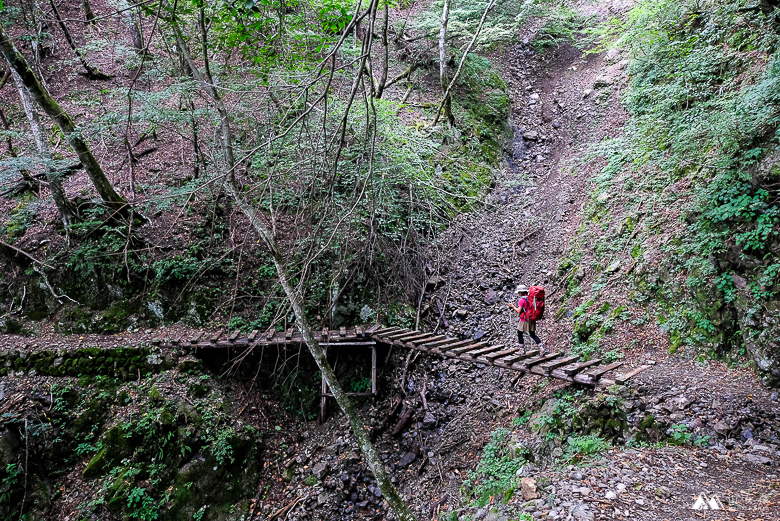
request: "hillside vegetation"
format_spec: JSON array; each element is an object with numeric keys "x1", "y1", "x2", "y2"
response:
[{"x1": 560, "y1": 0, "x2": 780, "y2": 383}]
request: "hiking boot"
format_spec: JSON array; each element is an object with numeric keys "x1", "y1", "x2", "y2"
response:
[
  {"x1": 519, "y1": 346, "x2": 526, "y2": 355},
  {"x1": 538, "y1": 344, "x2": 546, "y2": 356}
]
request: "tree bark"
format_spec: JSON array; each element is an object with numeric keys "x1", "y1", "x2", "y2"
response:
[
  {"x1": 10, "y1": 66, "x2": 77, "y2": 229},
  {"x1": 47, "y1": 0, "x2": 113, "y2": 80},
  {"x1": 168, "y1": 12, "x2": 417, "y2": 521},
  {"x1": 0, "y1": 26, "x2": 127, "y2": 211},
  {"x1": 121, "y1": 0, "x2": 144, "y2": 50},
  {"x1": 437, "y1": 0, "x2": 452, "y2": 124},
  {"x1": 433, "y1": 0, "x2": 498, "y2": 126},
  {"x1": 83, "y1": 0, "x2": 96, "y2": 23},
  {"x1": 375, "y1": 2, "x2": 390, "y2": 99}
]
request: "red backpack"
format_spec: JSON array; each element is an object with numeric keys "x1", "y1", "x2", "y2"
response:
[{"x1": 521, "y1": 286, "x2": 545, "y2": 321}]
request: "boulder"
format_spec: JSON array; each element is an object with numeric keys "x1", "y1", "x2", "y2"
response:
[
  {"x1": 569, "y1": 503, "x2": 594, "y2": 521},
  {"x1": 312, "y1": 461, "x2": 330, "y2": 479},
  {"x1": 520, "y1": 477, "x2": 540, "y2": 500},
  {"x1": 743, "y1": 454, "x2": 772, "y2": 465}
]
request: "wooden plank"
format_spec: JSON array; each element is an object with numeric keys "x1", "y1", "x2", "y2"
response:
[
  {"x1": 371, "y1": 346, "x2": 377, "y2": 395},
  {"x1": 248, "y1": 330, "x2": 258, "y2": 342},
  {"x1": 364, "y1": 324, "x2": 381, "y2": 334},
  {"x1": 229, "y1": 331, "x2": 241, "y2": 341},
  {"x1": 172, "y1": 336, "x2": 182, "y2": 345},
  {"x1": 533, "y1": 367, "x2": 575, "y2": 382},
  {"x1": 339, "y1": 327, "x2": 347, "y2": 337},
  {"x1": 497, "y1": 354, "x2": 523, "y2": 366},
  {"x1": 562, "y1": 359, "x2": 601, "y2": 375},
  {"x1": 483, "y1": 349, "x2": 517, "y2": 361},
  {"x1": 372, "y1": 326, "x2": 404, "y2": 337},
  {"x1": 319, "y1": 342, "x2": 376, "y2": 347},
  {"x1": 210, "y1": 331, "x2": 223, "y2": 343},
  {"x1": 323, "y1": 392, "x2": 376, "y2": 398},
  {"x1": 410, "y1": 335, "x2": 446, "y2": 347},
  {"x1": 190, "y1": 332, "x2": 204, "y2": 344},
  {"x1": 466, "y1": 345, "x2": 505, "y2": 358},
  {"x1": 321, "y1": 327, "x2": 329, "y2": 340},
  {"x1": 266, "y1": 329, "x2": 275, "y2": 341},
  {"x1": 355, "y1": 326, "x2": 364, "y2": 336},
  {"x1": 615, "y1": 365, "x2": 650, "y2": 384},
  {"x1": 418, "y1": 338, "x2": 458, "y2": 349},
  {"x1": 398, "y1": 333, "x2": 436, "y2": 343},
  {"x1": 387, "y1": 330, "x2": 419, "y2": 341},
  {"x1": 320, "y1": 345, "x2": 328, "y2": 423},
  {"x1": 285, "y1": 328, "x2": 294, "y2": 340},
  {"x1": 390, "y1": 330, "x2": 425, "y2": 341},
  {"x1": 588, "y1": 362, "x2": 623, "y2": 380},
  {"x1": 515, "y1": 349, "x2": 541, "y2": 360},
  {"x1": 434, "y1": 340, "x2": 474, "y2": 352},
  {"x1": 524, "y1": 352, "x2": 563, "y2": 368},
  {"x1": 451, "y1": 342, "x2": 490, "y2": 355},
  {"x1": 543, "y1": 356, "x2": 580, "y2": 372}
]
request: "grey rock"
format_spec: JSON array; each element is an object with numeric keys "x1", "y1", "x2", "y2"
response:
[
  {"x1": 473, "y1": 330, "x2": 485, "y2": 341},
  {"x1": 398, "y1": 452, "x2": 416, "y2": 467},
  {"x1": 604, "y1": 48, "x2": 621, "y2": 64},
  {"x1": 426, "y1": 276, "x2": 446, "y2": 291},
  {"x1": 523, "y1": 131, "x2": 539, "y2": 140},
  {"x1": 569, "y1": 503, "x2": 593, "y2": 521},
  {"x1": 484, "y1": 289, "x2": 499, "y2": 305},
  {"x1": 655, "y1": 486, "x2": 672, "y2": 498},
  {"x1": 312, "y1": 461, "x2": 330, "y2": 479},
  {"x1": 422, "y1": 412, "x2": 436, "y2": 428},
  {"x1": 743, "y1": 454, "x2": 772, "y2": 465}
]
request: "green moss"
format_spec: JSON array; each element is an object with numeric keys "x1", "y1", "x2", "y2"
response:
[
  {"x1": 303, "y1": 475, "x2": 318, "y2": 486},
  {"x1": 149, "y1": 386, "x2": 163, "y2": 402}
]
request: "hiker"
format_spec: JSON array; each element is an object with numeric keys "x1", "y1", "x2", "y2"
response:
[{"x1": 509, "y1": 285, "x2": 545, "y2": 355}]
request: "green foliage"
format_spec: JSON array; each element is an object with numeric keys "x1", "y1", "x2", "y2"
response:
[
  {"x1": 667, "y1": 423, "x2": 692, "y2": 445},
  {"x1": 348, "y1": 375, "x2": 371, "y2": 393},
  {"x1": 578, "y1": 0, "x2": 780, "y2": 362},
  {"x1": 127, "y1": 487, "x2": 158, "y2": 521},
  {"x1": 0, "y1": 463, "x2": 23, "y2": 519},
  {"x1": 564, "y1": 434, "x2": 610, "y2": 461},
  {"x1": 512, "y1": 410, "x2": 532, "y2": 426},
  {"x1": 462, "y1": 428, "x2": 525, "y2": 505}
]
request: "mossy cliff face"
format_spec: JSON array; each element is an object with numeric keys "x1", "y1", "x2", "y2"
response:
[
  {"x1": 732, "y1": 283, "x2": 780, "y2": 385},
  {"x1": 0, "y1": 368, "x2": 262, "y2": 520},
  {"x1": 0, "y1": 345, "x2": 178, "y2": 378}
]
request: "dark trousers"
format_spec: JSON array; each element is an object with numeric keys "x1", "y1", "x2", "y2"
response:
[{"x1": 517, "y1": 330, "x2": 541, "y2": 346}]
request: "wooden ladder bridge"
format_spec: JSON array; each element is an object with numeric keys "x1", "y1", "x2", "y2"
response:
[{"x1": 152, "y1": 324, "x2": 649, "y2": 391}]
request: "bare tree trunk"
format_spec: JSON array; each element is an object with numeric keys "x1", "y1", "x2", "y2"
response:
[
  {"x1": 438, "y1": 0, "x2": 452, "y2": 124},
  {"x1": 47, "y1": 0, "x2": 113, "y2": 80},
  {"x1": 121, "y1": 1, "x2": 144, "y2": 50},
  {"x1": 433, "y1": 0, "x2": 498, "y2": 126},
  {"x1": 82, "y1": 0, "x2": 96, "y2": 23},
  {"x1": 168, "y1": 12, "x2": 417, "y2": 521},
  {"x1": 0, "y1": 26, "x2": 128, "y2": 211},
  {"x1": 10, "y1": 66, "x2": 77, "y2": 229},
  {"x1": 375, "y1": 2, "x2": 390, "y2": 99}
]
